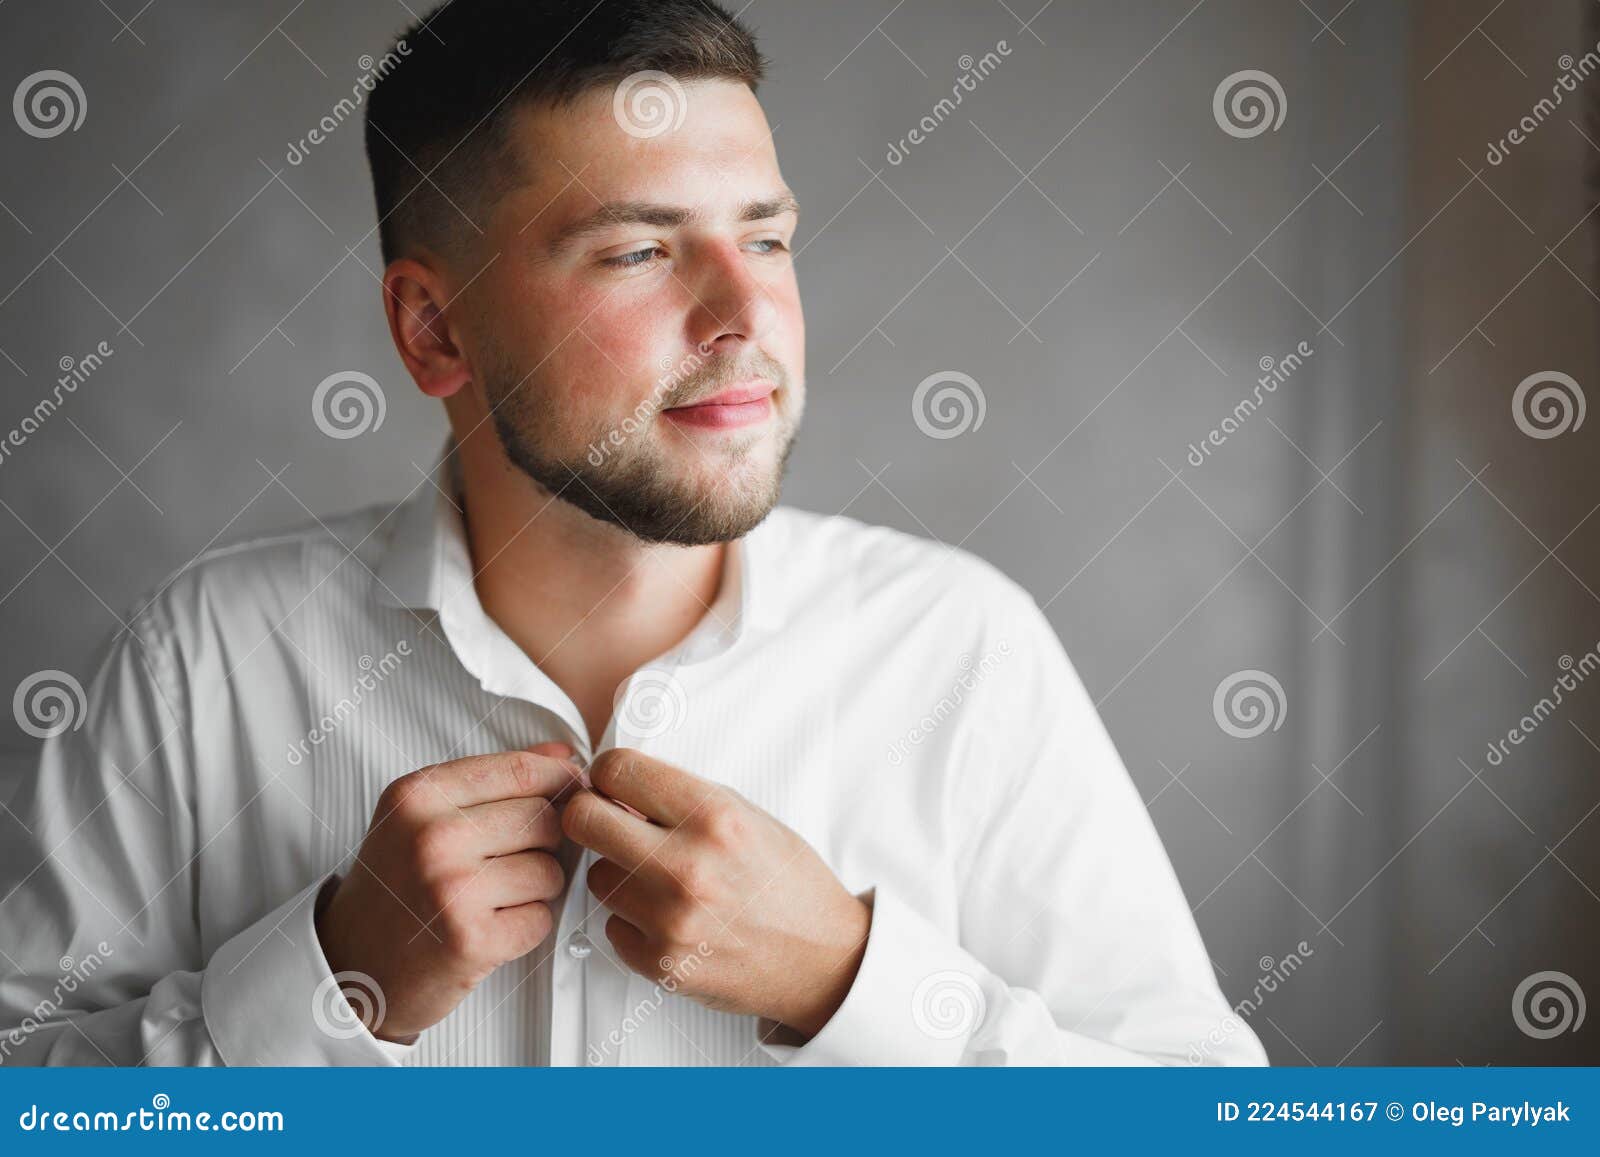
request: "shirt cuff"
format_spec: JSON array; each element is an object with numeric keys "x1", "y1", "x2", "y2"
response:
[
  {"x1": 754, "y1": 885, "x2": 984, "y2": 1066},
  {"x1": 201, "y1": 873, "x2": 419, "y2": 1066}
]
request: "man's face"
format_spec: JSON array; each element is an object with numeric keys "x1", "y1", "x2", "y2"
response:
[{"x1": 461, "y1": 77, "x2": 805, "y2": 545}]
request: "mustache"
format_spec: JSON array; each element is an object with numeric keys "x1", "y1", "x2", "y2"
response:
[{"x1": 659, "y1": 350, "x2": 786, "y2": 409}]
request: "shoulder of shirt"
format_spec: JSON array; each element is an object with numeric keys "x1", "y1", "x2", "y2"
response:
[
  {"x1": 758, "y1": 503, "x2": 1044, "y2": 626},
  {"x1": 119, "y1": 495, "x2": 399, "y2": 648}
]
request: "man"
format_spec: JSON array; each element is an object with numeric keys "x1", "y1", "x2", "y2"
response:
[{"x1": 0, "y1": 0, "x2": 1265, "y2": 1066}]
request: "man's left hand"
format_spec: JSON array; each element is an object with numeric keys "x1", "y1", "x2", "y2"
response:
[{"x1": 560, "y1": 748, "x2": 870, "y2": 1039}]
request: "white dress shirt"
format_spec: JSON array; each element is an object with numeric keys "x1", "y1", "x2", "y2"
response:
[{"x1": 0, "y1": 438, "x2": 1265, "y2": 1067}]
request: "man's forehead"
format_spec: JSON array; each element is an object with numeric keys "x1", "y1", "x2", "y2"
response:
[
  {"x1": 509, "y1": 78, "x2": 776, "y2": 168},
  {"x1": 497, "y1": 89, "x2": 788, "y2": 244}
]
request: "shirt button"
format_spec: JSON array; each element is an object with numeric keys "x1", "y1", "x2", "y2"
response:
[{"x1": 567, "y1": 932, "x2": 594, "y2": 959}]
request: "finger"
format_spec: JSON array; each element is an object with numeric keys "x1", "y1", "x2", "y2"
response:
[
  {"x1": 460, "y1": 796, "x2": 562, "y2": 855},
  {"x1": 585, "y1": 856, "x2": 669, "y2": 932},
  {"x1": 405, "y1": 749, "x2": 582, "y2": 811},
  {"x1": 587, "y1": 748, "x2": 719, "y2": 827},
  {"x1": 561, "y1": 789, "x2": 669, "y2": 871},
  {"x1": 603, "y1": 912, "x2": 657, "y2": 977},
  {"x1": 478, "y1": 850, "x2": 565, "y2": 908},
  {"x1": 488, "y1": 900, "x2": 555, "y2": 960},
  {"x1": 527, "y1": 741, "x2": 587, "y2": 803}
]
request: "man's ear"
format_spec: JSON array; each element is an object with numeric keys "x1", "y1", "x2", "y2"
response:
[{"x1": 382, "y1": 257, "x2": 472, "y2": 399}]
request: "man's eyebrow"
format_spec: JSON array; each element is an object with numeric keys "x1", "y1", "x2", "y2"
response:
[{"x1": 543, "y1": 190, "x2": 800, "y2": 258}]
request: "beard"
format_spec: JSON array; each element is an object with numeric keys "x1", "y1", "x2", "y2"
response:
[{"x1": 481, "y1": 342, "x2": 799, "y2": 546}]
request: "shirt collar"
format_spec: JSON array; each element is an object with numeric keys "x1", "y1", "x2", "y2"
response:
[{"x1": 374, "y1": 436, "x2": 782, "y2": 681}]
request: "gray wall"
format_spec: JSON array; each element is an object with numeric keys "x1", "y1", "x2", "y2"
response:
[{"x1": 1, "y1": 0, "x2": 1595, "y2": 1064}]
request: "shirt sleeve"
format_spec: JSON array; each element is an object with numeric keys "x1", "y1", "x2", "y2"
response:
[
  {"x1": 0, "y1": 606, "x2": 414, "y2": 1066},
  {"x1": 756, "y1": 582, "x2": 1269, "y2": 1067}
]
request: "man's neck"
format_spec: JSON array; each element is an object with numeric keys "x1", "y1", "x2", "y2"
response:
[{"x1": 452, "y1": 431, "x2": 725, "y2": 748}]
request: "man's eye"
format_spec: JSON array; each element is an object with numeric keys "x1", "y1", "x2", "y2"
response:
[
  {"x1": 749, "y1": 239, "x2": 789, "y2": 254},
  {"x1": 604, "y1": 246, "x2": 663, "y2": 269}
]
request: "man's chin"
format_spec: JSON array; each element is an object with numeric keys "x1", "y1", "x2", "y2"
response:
[
  {"x1": 545, "y1": 463, "x2": 783, "y2": 546},
  {"x1": 494, "y1": 412, "x2": 791, "y2": 545}
]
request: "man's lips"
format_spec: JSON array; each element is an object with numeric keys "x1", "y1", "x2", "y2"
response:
[{"x1": 663, "y1": 380, "x2": 776, "y2": 429}]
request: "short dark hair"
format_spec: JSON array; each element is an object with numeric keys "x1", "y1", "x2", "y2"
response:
[{"x1": 363, "y1": 0, "x2": 768, "y2": 268}]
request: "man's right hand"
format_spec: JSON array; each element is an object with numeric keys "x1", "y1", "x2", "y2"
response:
[{"x1": 314, "y1": 742, "x2": 582, "y2": 1043}]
